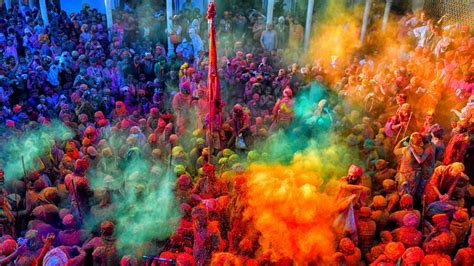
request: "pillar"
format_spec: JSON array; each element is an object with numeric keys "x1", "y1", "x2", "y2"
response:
[
  {"x1": 382, "y1": 0, "x2": 392, "y2": 31},
  {"x1": 266, "y1": 0, "x2": 274, "y2": 25},
  {"x1": 166, "y1": 0, "x2": 174, "y2": 55},
  {"x1": 304, "y1": 0, "x2": 315, "y2": 51},
  {"x1": 360, "y1": 0, "x2": 371, "y2": 44},
  {"x1": 39, "y1": 0, "x2": 49, "y2": 26}
]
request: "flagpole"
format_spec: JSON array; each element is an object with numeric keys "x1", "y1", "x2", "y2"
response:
[
  {"x1": 207, "y1": 1, "x2": 216, "y2": 161},
  {"x1": 207, "y1": 0, "x2": 220, "y2": 163}
]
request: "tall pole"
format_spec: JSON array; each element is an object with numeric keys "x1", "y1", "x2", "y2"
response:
[
  {"x1": 207, "y1": 1, "x2": 221, "y2": 158},
  {"x1": 382, "y1": 0, "x2": 392, "y2": 31},
  {"x1": 39, "y1": 0, "x2": 49, "y2": 26},
  {"x1": 166, "y1": 0, "x2": 174, "y2": 56},
  {"x1": 304, "y1": 0, "x2": 315, "y2": 52},
  {"x1": 105, "y1": 0, "x2": 113, "y2": 41},
  {"x1": 266, "y1": 0, "x2": 274, "y2": 25},
  {"x1": 360, "y1": 0, "x2": 371, "y2": 44}
]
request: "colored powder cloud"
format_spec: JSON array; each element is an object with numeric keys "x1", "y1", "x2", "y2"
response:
[
  {"x1": 0, "y1": 120, "x2": 73, "y2": 181},
  {"x1": 85, "y1": 133, "x2": 180, "y2": 256},
  {"x1": 241, "y1": 82, "x2": 358, "y2": 263}
]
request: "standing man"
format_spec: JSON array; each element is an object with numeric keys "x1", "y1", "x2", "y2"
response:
[{"x1": 260, "y1": 24, "x2": 277, "y2": 51}]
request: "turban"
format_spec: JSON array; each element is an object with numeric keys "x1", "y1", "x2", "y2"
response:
[
  {"x1": 43, "y1": 248, "x2": 69, "y2": 265},
  {"x1": 176, "y1": 252, "x2": 194, "y2": 265},
  {"x1": 400, "y1": 194, "x2": 413, "y2": 208},
  {"x1": 100, "y1": 220, "x2": 115, "y2": 236},
  {"x1": 13, "y1": 104, "x2": 22, "y2": 113},
  {"x1": 283, "y1": 87, "x2": 293, "y2": 98},
  {"x1": 359, "y1": 207, "x2": 372, "y2": 218},
  {"x1": 402, "y1": 247, "x2": 424, "y2": 264},
  {"x1": 384, "y1": 242, "x2": 405, "y2": 261},
  {"x1": 62, "y1": 214, "x2": 75, "y2": 227},
  {"x1": 432, "y1": 213, "x2": 449, "y2": 228},
  {"x1": 174, "y1": 165, "x2": 186, "y2": 175},
  {"x1": 203, "y1": 163, "x2": 215, "y2": 174},
  {"x1": 403, "y1": 213, "x2": 418, "y2": 227},
  {"x1": 375, "y1": 159, "x2": 388, "y2": 170},
  {"x1": 380, "y1": 231, "x2": 393, "y2": 242},
  {"x1": 74, "y1": 158, "x2": 89, "y2": 174},
  {"x1": 382, "y1": 179, "x2": 396, "y2": 190},
  {"x1": 178, "y1": 175, "x2": 192, "y2": 188},
  {"x1": 373, "y1": 196, "x2": 387, "y2": 208},
  {"x1": 453, "y1": 209, "x2": 469, "y2": 222},
  {"x1": 5, "y1": 120, "x2": 15, "y2": 128},
  {"x1": 222, "y1": 149, "x2": 234, "y2": 157},
  {"x1": 87, "y1": 146, "x2": 98, "y2": 157},
  {"x1": 169, "y1": 134, "x2": 179, "y2": 143},
  {"x1": 172, "y1": 146, "x2": 184, "y2": 157},
  {"x1": 339, "y1": 238, "x2": 355, "y2": 254},
  {"x1": 0, "y1": 239, "x2": 17, "y2": 256},
  {"x1": 348, "y1": 164, "x2": 363, "y2": 177}
]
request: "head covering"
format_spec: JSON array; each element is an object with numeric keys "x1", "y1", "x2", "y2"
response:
[
  {"x1": 363, "y1": 139, "x2": 375, "y2": 149},
  {"x1": 174, "y1": 165, "x2": 186, "y2": 175},
  {"x1": 373, "y1": 195, "x2": 387, "y2": 208},
  {"x1": 178, "y1": 175, "x2": 192, "y2": 188},
  {"x1": 169, "y1": 134, "x2": 179, "y2": 143},
  {"x1": 383, "y1": 179, "x2": 396, "y2": 190},
  {"x1": 115, "y1": 101, "x2": 126, "y2": 115},
  {"x1": 172, "y1": 146, "x2": 184, "y2": 157},
  {"x1": 375, "y1": 159, "x2": 388, "y2": 170},
  {"x1": 400, "y1": 194, "x2": 413, "y2": 208},
  {"x1": 403, "y1": 213, "x2": 418, "y2": 227},
  {"x1": 176, "y1": 252, "x2": 194, "y2": 265},
  {"x1": 203, "y1": 163, "x2": 215, "y2": 175},
  {"x1": 283, "y1": 87, "x2": 293, "y2": 98},
  {"x1": 384, "y1": 242, "x2": 405, "y2": 261},
  {"x1": 402, "y1": 247, "x2": 424, "y2": 264},
  {"x1": 5, "y1": 120, "x2": 15, "y2": 128},
  {"x1": 120, "y1": 255, "x2": 138, "y2": 266},
  {"x1": 380, "y1": 231, "x2": 393, "y2": 242},
  {"x1": 432, "y1": 213, "x2": 449, "y2": 228},
  {"x1": 13, "y1": 104, "x2": 22, "y2": 113},
  {"x1": 453, "y1": 209, "x2": 469, "y2": 222},
  {"x1": 100, "y1": 220, "x2": 115, "y2": 236},
  {"x1": 0, "y1": 239, "x2": 17, "y2": 256},
  {"x1": 43, "y1": 248, "x2": 69, "y2": 265},
  {"x1": 348, "y1": 164, "x2": 363, "y2": 177},
  {"x1": 359, "y1": 207, "x2": 372, "y2": 218},
  {"x1": 339, "y1": 238, "x2": 355, "y2": 254},
  {"x1": 233, "y1": 104, "x2": 243, "y2": 113},
  {"x1": 87, "y1": 146, "x2": 98, "y2": 157},
  {"x1": 62, "y1": 214, "x2": 75, "y2": 227},
  {"x1": 74, "y1": 158, "x2": 89, "y2": 175}
]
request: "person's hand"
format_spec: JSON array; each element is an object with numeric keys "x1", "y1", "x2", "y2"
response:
[
  {"x1": 42, "y1": 233, "x2": 56, "y2": 244},
  {"x1": 16, "y1": 243, "x2": 27, "y2": 256},
  {"x1": 363, "y1": 186, "x2": 371, "y2": 195},
  {"x1": 439, "y1": 194, "x2": 449, "y2": 201}
]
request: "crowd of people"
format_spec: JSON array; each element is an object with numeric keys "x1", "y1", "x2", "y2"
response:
[{"x1": 0, "y1": 0, "x2": 472, "y2": 265}]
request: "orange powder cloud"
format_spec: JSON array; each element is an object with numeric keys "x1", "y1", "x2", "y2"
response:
[{"x1": 241, "y1": 149, "x2": 347, "y2": 263}]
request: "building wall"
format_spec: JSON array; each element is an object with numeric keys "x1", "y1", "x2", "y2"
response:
[{"x1": 60, "y1": 0, "x2": 121, "y2": 14}]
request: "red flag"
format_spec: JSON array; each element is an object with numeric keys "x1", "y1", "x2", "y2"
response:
[{"x1": 207, "y1": 2, "x2": 221, "y2": 152}]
